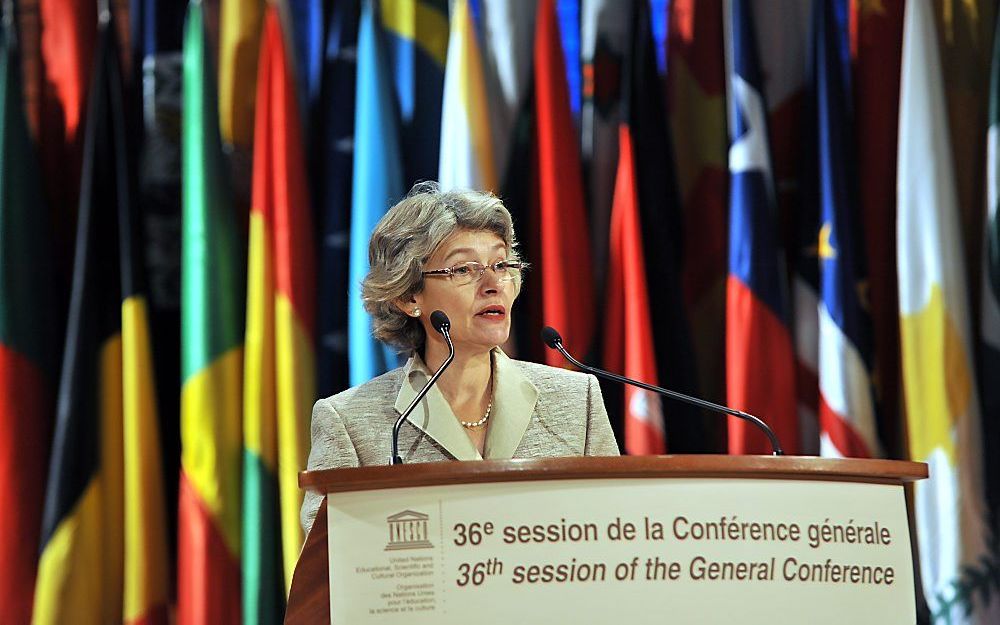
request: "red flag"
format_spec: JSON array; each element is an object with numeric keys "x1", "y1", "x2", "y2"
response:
[
  {"x1": 851, "y1": 0, "x2": 904, "y2": 455},
  {"x1": 533, "y1": 0, "x2": 594, "y2": 365},
  {"x1": 605, "y1": 124, "x2": 665, "y2": 454}
]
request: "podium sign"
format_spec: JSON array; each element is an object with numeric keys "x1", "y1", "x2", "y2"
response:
[{"x1": 327, "y1": 477, "x2": 916, "y2": 624}]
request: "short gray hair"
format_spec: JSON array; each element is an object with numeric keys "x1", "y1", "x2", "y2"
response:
[{"x1": 362, "y1": 181, "x2": 525, "y2": 352}]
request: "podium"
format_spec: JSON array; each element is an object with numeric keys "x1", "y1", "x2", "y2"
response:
[{"x1": 287, "y1": 455, "x2": 926, "y2": 624}]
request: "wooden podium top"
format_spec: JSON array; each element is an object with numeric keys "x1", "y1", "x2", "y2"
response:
[
  {"x1": 298, "y1": 455, "x2": 928, "y2": 494},
  {"x1": 288, "y1": 456, "x2": 926, "y2": 624}
]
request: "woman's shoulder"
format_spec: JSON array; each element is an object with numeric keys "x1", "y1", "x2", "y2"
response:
[
  {"x1": 319, "y1": 366, "x2": 406, "y2": 411},
  {"x1": 508, "y1": 358, "x2": 593, "y2": 389}
]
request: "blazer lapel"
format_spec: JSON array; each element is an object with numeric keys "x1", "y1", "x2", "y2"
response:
[
  {"x1": 393, "y1": 354, "x2": 481, "y2": 461},
  {"x1": 484, "y1": 349, "x2": 538, "y2": 459}
]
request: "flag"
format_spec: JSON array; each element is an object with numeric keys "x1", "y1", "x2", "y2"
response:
[
  {"x1": 0, "y1": 20, "x2": 56, "y2": 625},
  {"x1": 286, "y1": 0, "x2": 325, "y2": 119},
  {"x1": 475, "y1": 0, "x2": 535, "y2": 185},
  {"x1": 982, "y1": 4, "x2": 1000, "y2": 528},
  {"x1": 897, "y1": 1, "x2": 1000, "y2": 620},
  {"x1": 804, "y1": 0, "x2": 880, "y2": 458},
  {"x1": 851, "y1": 0, "x2": 904, "y2": 458},
  {"x1": 556, "y1": 0, "x2": 582, "y2": 127},
  {"x1": 667, "y1": 0, "x2": 729, "y2": 424},
  {"x1": 534, "y1": 0, "x2": 595, "y2": 367},
  {"x1": 34, "y1": 15, "x2": 169, "y2": 624},
  {"x1": 438, "y1": 0, "x2": 497, "y2": 191},
  {"x1": 349, "y1": 0, "x2": 405, "y2": 386},
  {"x1": 244, "y1": 7, "x2": 316, "y2": 621},
  {"x1": 606, "y1": 124, "x2": 663, "y2": 454},
  {"x1": 580, "y1": 0, "x2": 627, "y2": 305},
  {"x1": 724, "y1": 0, "x2": 798, "y2": 455},
  {"x1": 177, "y1": 3, "x2": 244, "y2": 624},
  {"x1": 37, "y1": 0, "x2": 95, "y2": 294},
  {"x1": 219, "y1": 0, "x2": 264, "y2": 149},
  {"x1": 129, "y1": 0, "x2": 186, "y2": 556},
  {"x1": 380, "y1": 0, "x2": 448, "y2": 185},
  {"x1": 316, "y1": 0, "x2": 359, "y2": 399}
]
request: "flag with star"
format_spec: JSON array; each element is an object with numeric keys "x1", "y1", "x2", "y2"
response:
[
  {"x1": 897, "y1": 0, "x2": 1000, "y2": 620},
  {"x1": 801, "y1": 0, "x2": 881, "y2": 458},
  {"x1": 723, "y1": 0, "x2": 798, "y2": 455}
]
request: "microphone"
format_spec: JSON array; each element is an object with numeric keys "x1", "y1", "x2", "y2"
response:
[
  {"x1": 391, "y1": 310, "x2": 456, "y2": 464},
  {"x1": 540, "y1": 326, "x2": 784, "y2": 456}
]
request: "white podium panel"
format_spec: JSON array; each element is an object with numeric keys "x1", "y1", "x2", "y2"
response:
[{"x1": 327, "y1": 477, "x2": 915, "y2": 624}]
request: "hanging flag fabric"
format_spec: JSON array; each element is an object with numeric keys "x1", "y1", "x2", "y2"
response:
[
  {"x1": 667, "y1": 0, "x2": 729, "y2": 422},
  {"x1": 316, "y1": 0, "x2": 359, "y2": 399},
  {"x1": 534, "y1": 0, "x2": 595, "y2": 367},
  {"x1": 244, "y1": 7, "x2": 317, "y2": 620},
  {"x1": 37, "y1": 0, "x2": 95, "y2": 288},
  {"x1": 897, "y1": 1, "x2": 1000, "y2": 621},
  {"x1": 851, "y1": 0, "x2": 904, "y2": 458},
  {"x1": 804, "y1": 0, "x2": 881, "y2": 459},
  {"x1": 0, "y1": 22, "x2": 56, "y2": 625},
  {"x1": 219, "y1": 0, "x2": 264, "y2": 149},
  {"x1": 380, "y1": 0, "x2": 448, "y2": 185},
  {"x1": 604, "y1": 124, "x2": 664, "y2": 455},
  {"x1": 555, "y1": 0, "x2": 582, "y2": 127},
  {"x1": 982, "y1": 4, "x2": 1000, "y2": 530},
  {"x1": 724, "y1": 0, "x2": 799, "y2": 455},
  {"x1": 475, "y1": 0, "x2": 535, "y2": 185},
  {"x1": 33, "y1": 16, "x2": 169, "y2": 625},
  {"x1": 286, "y1": 0, "x2": 325, "y2": 119},
  {"x1": 177, "y1": 3, "x2": 244, "y2": 624},
  {"x1": 438, "y1": 0, "x2": 497, "y2": 192},
  {"x1": 580, "y1": 0, "x2": 627, "y2": 304},
  {"x1": 349, "y1": 0, "x2": 405, "y2": 386}
]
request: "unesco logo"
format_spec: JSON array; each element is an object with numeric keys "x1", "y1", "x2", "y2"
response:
[{"x1": 385, "y1": 510, "x2": 434, "y2": 551}]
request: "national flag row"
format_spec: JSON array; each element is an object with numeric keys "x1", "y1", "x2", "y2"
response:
[{"x1": 0, "y1": 0, "x2": 998, "y2": 623}]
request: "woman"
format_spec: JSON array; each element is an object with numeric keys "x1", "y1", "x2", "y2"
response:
[{"x1": 301, "y1": 182, "x2": 618, "y2": 533}]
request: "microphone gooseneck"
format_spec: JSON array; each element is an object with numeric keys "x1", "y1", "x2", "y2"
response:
[
  {"x1": 540, "y1": 326, "x2": 784, "y2": 456},
  {"x1": 391, "y1": 310, "x2": 455, "y2": 464}
]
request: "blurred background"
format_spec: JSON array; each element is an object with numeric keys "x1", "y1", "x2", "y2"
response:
[{"x1": 0, "y1": 0, "x2": 998, "y2": 622}]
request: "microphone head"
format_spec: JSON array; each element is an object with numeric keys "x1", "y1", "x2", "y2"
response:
[
  {"x1": 540, "y1": 326, "x2": 562, "y2": 349},
  {"x1": 430, "y1": 310, "x2": 451, "y2": 334}
]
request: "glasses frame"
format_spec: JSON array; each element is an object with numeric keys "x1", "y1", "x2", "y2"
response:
[{"x1": 421, "y1": 260, "x2": 523, "y2": 286}]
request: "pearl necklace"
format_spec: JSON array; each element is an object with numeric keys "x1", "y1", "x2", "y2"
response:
[{"x1": 459, "y1": 400, "x2": 492, "y2": 428}]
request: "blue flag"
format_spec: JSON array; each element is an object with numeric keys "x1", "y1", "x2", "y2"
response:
[{"x1": 349, "y1": 0, "x2": 405, "y2": 386}]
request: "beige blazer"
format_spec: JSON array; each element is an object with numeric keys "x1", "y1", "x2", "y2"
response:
[{"x1": 300, "y1": 348, "x2": 619, "y2": 533}]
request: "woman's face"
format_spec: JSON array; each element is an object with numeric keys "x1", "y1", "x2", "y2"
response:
[{"x1": 407, "y1": 229, "x2": 517, "y2": 355}]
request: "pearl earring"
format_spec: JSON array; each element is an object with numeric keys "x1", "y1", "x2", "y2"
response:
[{"x1": 412, "y1": 308, "x2": 421, "y2": 317}]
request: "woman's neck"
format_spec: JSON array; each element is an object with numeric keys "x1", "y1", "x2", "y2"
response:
[{"x1": 422, "y1": 341, "x2": 493, "y2": 407}]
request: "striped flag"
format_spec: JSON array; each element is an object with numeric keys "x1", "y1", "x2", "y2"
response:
[
  {"x1": 534, "y1": 0, "x2": 595, "y2": 366},
  {"x1": 723, "y1": 0, "x2": 798, "y2": 455},
  {"x1": 316, "y1": 0, "x2": 359, "y2": 399},
  {"x1": 983, "y1": 4, "x2": 1000, "y2": 528},
  {"x1": 897, "y1": 1, "x2": 1000, "y2": 621},
  {"x1": 806, "y1": 0, "x2": 881, "y2": 459},
  {"x1": 244, "y1": 6, "x2": 316, "y2": 620},
  {"x1": 380, "y1": 0, "x2": 448, "y2": 185},
  {"x1": 34, "y1": 15, "x2": 169, "y2": 624},
  {"x1": 177, "y1": 3, "x2": 244, "y2": 624},
  {"x1": 0, "y1": 22, "x2": 56, "y2": 625},
  {"x1": 349, "y1": 0, "x2": 405, "y2": 386},
  {"x1": 438, "y1": 0, "x2": 497, "y2": 191}
]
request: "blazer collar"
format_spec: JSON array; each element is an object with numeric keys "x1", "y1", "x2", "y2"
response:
[{"x1": 393, "y1": 348, "x2": 539, "y2": 460}]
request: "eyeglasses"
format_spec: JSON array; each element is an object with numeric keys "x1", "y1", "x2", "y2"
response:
[{"x1": 422, "y1": 260, "x2": 523, "y2": 287}]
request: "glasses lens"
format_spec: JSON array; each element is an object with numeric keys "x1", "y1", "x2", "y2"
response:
[
  {"x1": 495, "y1": 261, "x2": 521, "y2": 283},
  {"x1": 450, "y1": 262, "x2": 482, "y2": 286}
]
